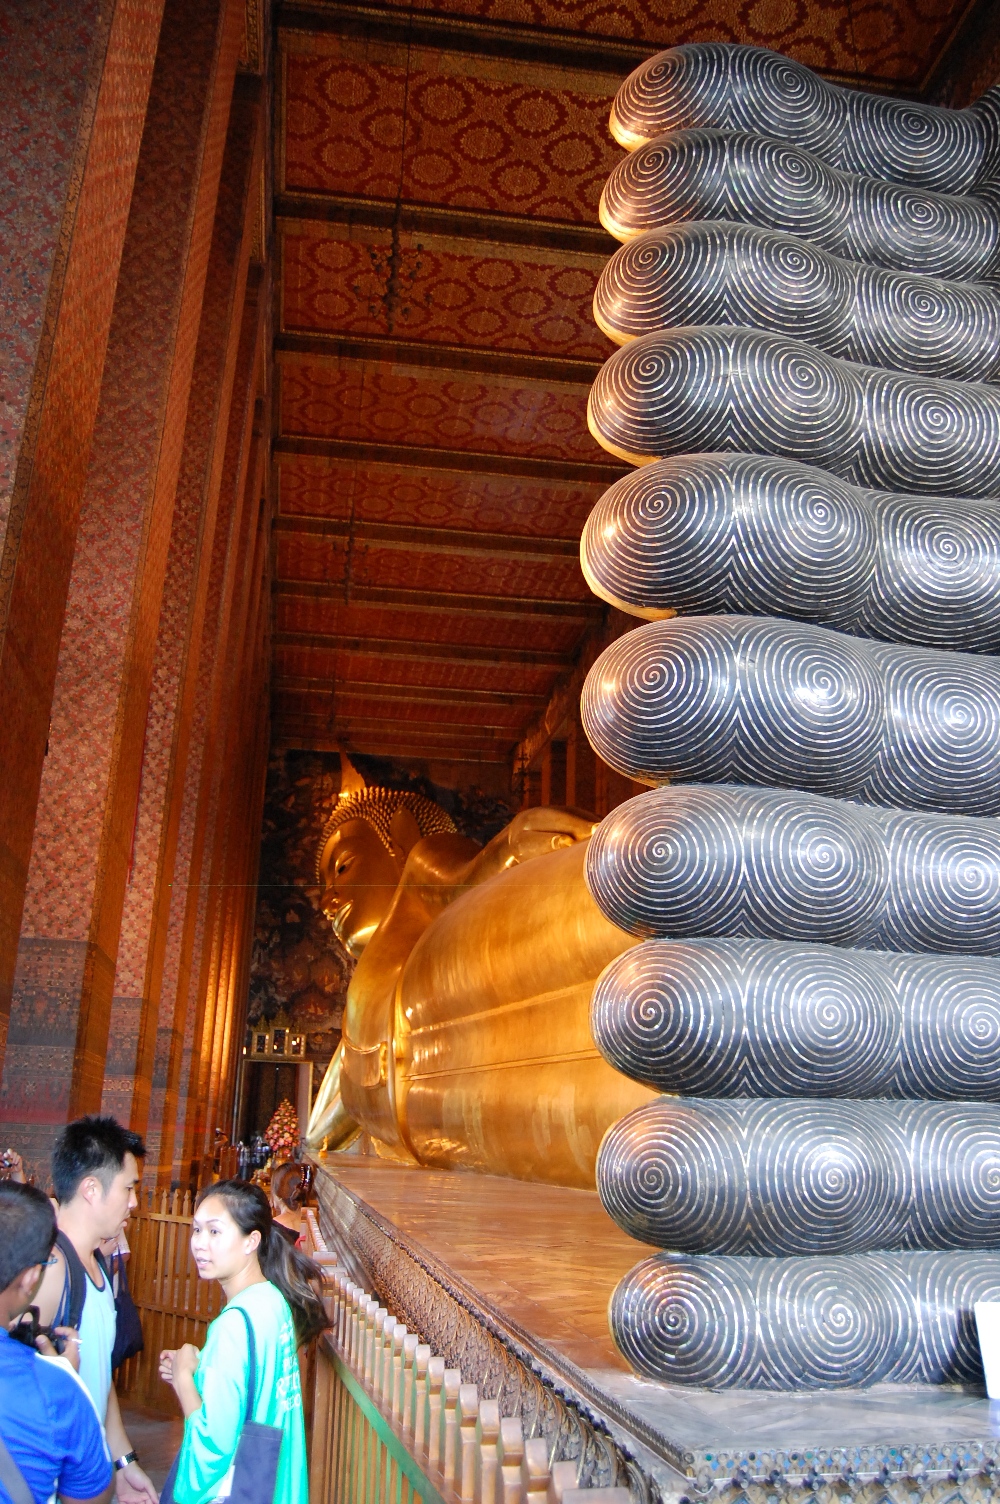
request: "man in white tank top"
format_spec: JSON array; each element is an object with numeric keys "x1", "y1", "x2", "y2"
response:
[{"x1": 34, "y1": 1116, "x2": 158, "y2": 1504}]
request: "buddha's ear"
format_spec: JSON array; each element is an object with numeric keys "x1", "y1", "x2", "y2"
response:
[{"x1": 388, "y1": 806, "x2": 423, "y2": 861}]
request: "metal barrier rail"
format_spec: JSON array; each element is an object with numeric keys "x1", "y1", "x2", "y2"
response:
[{"x1": 302, "y1": 1211, "x2": 629, "y2": 1504}]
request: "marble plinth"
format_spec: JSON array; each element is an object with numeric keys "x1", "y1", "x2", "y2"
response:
[{"x1": 312, "y1": 1157, "x2": 998, "y2": 1502}]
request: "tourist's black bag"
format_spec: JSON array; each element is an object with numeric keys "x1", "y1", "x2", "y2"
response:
[
  {"x1": 110, "y1": 1249, "x2": 144, "y2": 1371},
  {"x1": 161, "y1": 1305, "x2": 283, "y2": 1504}
]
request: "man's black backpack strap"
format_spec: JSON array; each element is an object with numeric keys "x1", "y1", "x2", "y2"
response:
[
  {"x1": 54, "y1": 1232, "x2": 86, "y2": 1332},
  {"x1": 0, "y1": 1433, "x2": 35, "y2": 1504},
  {"x1": 54, "y1": 1232, "x2": 109, "y2": 1331}
]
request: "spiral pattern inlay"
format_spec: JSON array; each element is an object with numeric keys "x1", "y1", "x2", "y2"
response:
[
  {"x1": 588, "y1": 328, "x2": 1000, "y2": 496},
  {"x1": 589, "y1": 40, "x2": 1000, "y2": 1392},
  {"x1": 609, "y1": 45, "x2": 1000, "y2": 195},
  {"x1": 591, "y1": 939, "x2": 1000, "y2": 1100},
  {"x1": 580, "y1": 453, "x2": 1000, "y2": 650},
  {"x1": 595, "y1": 224, "x2": 1000, "y2": 381},
  {"x1": 599, "y1": 132, "x2": 1000, "y2": 280},
  {"x1": 582, "y1": 615, "x2": 1000, "y2": 813},
  {"x1": 597, "y1": 1097, "x2": 1000, "y2": 1254},
  {"x1": 586, "y1": 784, "x2": 1000, "y2": 954},
  {"x1": 610, "y1": 1250, "x2": 1000, "y2": 1388}
]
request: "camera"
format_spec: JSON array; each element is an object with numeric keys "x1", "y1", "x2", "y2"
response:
[{"x1": 8, "y1": 1306, "x2": 69, "y2": 1354}]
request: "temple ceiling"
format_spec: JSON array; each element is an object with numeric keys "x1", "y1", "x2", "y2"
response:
[{"x1": 270, "y1": 0, "x2": 997, "y2": 767}]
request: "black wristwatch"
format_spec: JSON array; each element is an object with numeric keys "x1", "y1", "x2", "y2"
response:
[{"x1": 113, "y1": 1452, "x2": 138, "y2": 1472}]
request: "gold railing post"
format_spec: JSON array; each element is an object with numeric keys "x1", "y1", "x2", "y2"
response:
[
  {"x1": 425, "y1": 1355, "x2": 446, "y2": 1466},
  {"x1": 458, "y1": 1384, "x2": 479, "y2": 1500},
  {"x1": 548, "y1": 1460, "x2": 580, "y2": 1503},
  {"x1": 396, "y1": 1330, "x2": 416, "y2": 1423},
  {"x1": 442, "y1": 1368, "x2": 462, "y2": 1486},
  {"x1": 363, "y1": 1300, "x2": 380, "y2": 1383},
  {"x1": 476, "y1": 1399, "x2": 500, "y2": 1504},
  {"x1": 498, "y1": 1417, "x2": 525, "y2": 1504},
  {"x1": 522, "y1": 1437, "x2": 550, "y2": 1504},
  {"x1": 379, "y1": 1315, "x2": 397, "y2": 1403},
  {"x1": 409, "y1": 1343, "x2": 431, "y2": 1442}
]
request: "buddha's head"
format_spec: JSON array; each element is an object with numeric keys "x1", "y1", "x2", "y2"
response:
[{"x1": 316, "y1": 756, "x2": 456, "y2": 957}]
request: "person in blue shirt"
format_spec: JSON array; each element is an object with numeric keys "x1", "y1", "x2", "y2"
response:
[
  {"x1": 0, "y1": 1181, "x2": 113, "y2": 1504},
  {"x1": 33, "y1": 1116, "x2": 154, "y2": 1504}
]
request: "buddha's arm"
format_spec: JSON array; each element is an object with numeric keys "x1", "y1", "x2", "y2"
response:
[
  {"x1": 309, "y1": 814, "x2": 610, "y2": 1164},
  {"x1": 305, "y1": 1044, "x2": 359, "y2": 1152},
  {"x1": 426, "y1": 808, "x2": 600, "y2": 896},
  {"x1": 393, "y1": 841, "x2": 656, "y2": 1188}
]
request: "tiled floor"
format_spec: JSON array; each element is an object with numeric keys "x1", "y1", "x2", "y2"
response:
[{"x1": 120, "y1": 1405, "x2": 184, "y2": 1491}]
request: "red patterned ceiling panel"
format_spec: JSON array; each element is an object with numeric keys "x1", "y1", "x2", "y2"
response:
[
  {"x1": 280, "y1": 359, "x2": 600, "y2": 463},
  {"x1": 276, "y1": 533, "x2": 347, "y2": 584},
  {"x1": 336, "y1": 654, "x2": 552, "y2": 695},
  {"x1": 278, "y1": 457, "x2": 605, "y2": 539},
  {"x1": 282, "y1": 226, "x2": 611, "y2": 361},
  {"x1": 284, "y1": 42, "x2": 621, "y2": 220},
  {"x1": 352, "y1": 545, "x2": 587, "y2": 600},
  {"x1": 274, "y1": 597, "x2": 584, "y2": 652},
  {"x1": 278, "y1": 458, "x2": 353, "y2": 523},
  {"x1": 273, "y1": 644, "x2": 553, "y2": 695},
  {"x1": 276, "y1": 533, "x2": 588, "y2": 600},
  {"x1": 275, "y1": 686, "x2": 522, "y2": 731},
  {"x1": 333, "y1": 695, "x2": 525, "y2": 729},
  {"x1": 339, "y1": 0, "x2": 968, "y2": 87}
]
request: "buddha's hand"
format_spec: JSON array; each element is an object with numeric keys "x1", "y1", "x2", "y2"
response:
[{"x1": 500, "y1": 807, "x2": 598, "y2": 867}]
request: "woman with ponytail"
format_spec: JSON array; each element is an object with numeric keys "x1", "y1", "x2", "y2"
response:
[{"x1": 159, "y1": 1180, "x2": 328, "y2": 1504}]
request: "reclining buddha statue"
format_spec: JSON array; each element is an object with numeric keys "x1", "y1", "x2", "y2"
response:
[
  {"x1": 312, "y1": 41, "x2": 1000, "y2": 1394},
  {"x1": 305, "y1": 752, "x2": 654, "y2": 1186}
]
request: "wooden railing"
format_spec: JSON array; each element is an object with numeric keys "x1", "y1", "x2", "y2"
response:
[
  {"x1": 301, "y1": 1212, "x2": 628, "y2": 1504},
  {"x1": 117, "y1": 1190, "x2": 224, "y2": 1412},
  {"x1": 117, "y1": 1191, "x2": 622, "y2": 1503}
]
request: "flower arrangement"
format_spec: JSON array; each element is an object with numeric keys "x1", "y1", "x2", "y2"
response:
[{"x1": 264, "y1": 1098, "x2": 299, "y2": 1163}]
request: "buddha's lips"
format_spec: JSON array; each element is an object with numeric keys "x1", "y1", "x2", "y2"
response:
[{"x1": 330, "y1": 901, "x2": 352, "y2": 939}]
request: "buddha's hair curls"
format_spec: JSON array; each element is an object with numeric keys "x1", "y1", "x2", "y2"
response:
[{"x1": 315, "y1": 788, "x2": 456, "y2": 881}]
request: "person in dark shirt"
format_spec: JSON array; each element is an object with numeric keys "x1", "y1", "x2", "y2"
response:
[{"x1": 0, "y1": 1181, "x2": 113, "y2": 1504}]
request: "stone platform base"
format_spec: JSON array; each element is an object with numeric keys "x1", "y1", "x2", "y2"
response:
[{"x1": 312, "y1": 1157, "x2": 999, "y2": 1503}]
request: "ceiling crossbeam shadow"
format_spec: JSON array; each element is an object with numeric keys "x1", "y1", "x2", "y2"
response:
[{"x1": 271, "y1": 0, "x2": 994, "y2": 772}]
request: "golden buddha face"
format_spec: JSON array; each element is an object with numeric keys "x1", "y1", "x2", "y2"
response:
[{"x1": 318, "y1": 818, "x2": 403, "y2": 957}]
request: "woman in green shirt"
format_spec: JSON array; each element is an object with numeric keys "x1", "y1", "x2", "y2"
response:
[{"x1": 159, "y1": 1179, "x2": 328, "y2": 1504}]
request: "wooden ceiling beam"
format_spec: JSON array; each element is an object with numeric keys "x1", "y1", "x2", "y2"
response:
[
  {"x1": 274, "y1": 436, "x2": 625, "y2": 485},
  {"x1": 274, "y1": 580, "x2": 601, "y2": 620},
  {"x1": 274, "y1": 514, "x2": 579, "y2": 560},
  {"x1": 274, "y1": 192, "x2": 616, "y2": 256},
  {"x1": 273, "y1": 675, "x2": 549, "y2": 707},
  {"x1": 278, "y1": 1, "x2": 644, "y2": 74},
  {"x1": 273, "y1": 631, "x2": 574, "y2": 670},
  {"x1": 330, "y1": 721, "x2": 517, "y2": 745},
  {"x1": 272, "y1": 729, "x2": 512, "y2": 765},
  {"x1": 274, "y1": 713, "x2": 515, "y2": 749},
  {"x1": 275, "y1": 333, "x2": 598, "y2": 386},
  {"x1": 274, "y1": 701, "x2": 521, "y2": 733}
]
